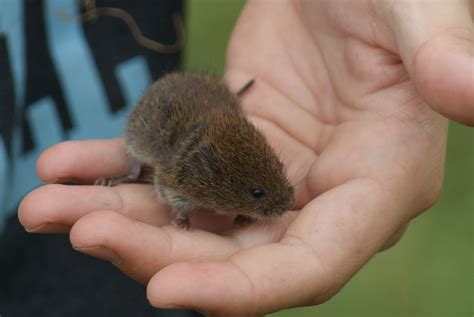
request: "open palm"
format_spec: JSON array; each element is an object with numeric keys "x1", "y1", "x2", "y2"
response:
[{"x1": 19, "y1": 1, "x2": 473, "y2": 316}]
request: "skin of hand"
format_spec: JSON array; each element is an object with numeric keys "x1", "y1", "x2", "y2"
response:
[{"x1": 19, "y1": 0, "x2": 473, "y2": 316}]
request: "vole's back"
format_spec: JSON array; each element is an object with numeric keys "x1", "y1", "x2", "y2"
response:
[{"x1": 125, "y1": 73, "x2": 239, "y2": 168}]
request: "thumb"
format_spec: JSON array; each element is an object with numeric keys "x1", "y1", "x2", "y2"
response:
[{"x1": 388, "y1": 0, "x2": 474, "y2": 126}]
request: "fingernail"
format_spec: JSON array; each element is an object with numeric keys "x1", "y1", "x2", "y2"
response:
[
  {"x1": 25, "y1": 224, "x2": 47, "y2": 233},
  {"x1": 74, "y1": 246, "x2": 122, "y2": 265},
  {"x1": 148, "y1": 301, "x2": 185, "y2": 310},
  {"x1": 43, "y1": 178, "x2": 59, "y2": 184},
  {"x1": 24, "y1": 223, "x2": 70, "y2": 233}
]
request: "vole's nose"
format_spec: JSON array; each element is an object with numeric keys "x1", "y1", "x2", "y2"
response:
[
  {"x1": 263, "y1": 205, "x2": 288, "y2": 218},
  {"x1": 277, "y1": 194, "x2": 294, "y2": 213}
]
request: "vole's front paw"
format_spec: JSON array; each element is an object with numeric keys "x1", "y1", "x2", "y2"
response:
[
  {"x1": 233, "y1": 215, "x2": 253, "y2": 228},
  {"x1": 172, "y1": 215, "x2": 191, "y2": 230}
]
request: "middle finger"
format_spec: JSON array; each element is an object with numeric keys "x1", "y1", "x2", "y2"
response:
[{"x1": 69, "y1": 210, "x2": 242, "y2": 283}]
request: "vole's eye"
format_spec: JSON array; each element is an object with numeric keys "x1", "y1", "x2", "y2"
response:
[{"x1": 251, "y1": 188, "x2": 264, "y2": 199}]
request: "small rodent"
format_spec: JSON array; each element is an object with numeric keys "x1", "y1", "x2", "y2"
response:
[{"x1": 97, "y1": 72, "x2": 294, "y2": 228}]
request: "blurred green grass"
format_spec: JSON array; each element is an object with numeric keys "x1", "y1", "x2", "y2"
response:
[{"x1": 183, "y1": 1, "x2": 474, "y2": 316}]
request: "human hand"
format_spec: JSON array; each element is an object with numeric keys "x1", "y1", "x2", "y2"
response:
[{"x1": 19, "y1": 0, "x2": 473, "y2": 316}]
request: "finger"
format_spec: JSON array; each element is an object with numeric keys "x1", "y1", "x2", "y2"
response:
[
  {"x1": 18, "y1": 183, "x2": 170, "y2": 232},
  {"x1": 387, "y1": 0, "x2": 474, "y2": 125},
  {"x1": 69, "y1": 210, "x2": 242, "y2": 283},
  {"x1": 147, "y1": 179, "x2": 404, "y2": 315},
  {"x1": 37, "y1": 139, "x2": 130, "y2": 183}
]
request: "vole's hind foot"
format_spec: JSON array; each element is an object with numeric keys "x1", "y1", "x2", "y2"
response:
[
  {"x1": 95, "y1": 174, "x2": 137, "y2": 186},
  {"x1": 233, "y1": 215, "x2": 253, "y2": 227},
  {"x1": 95, "y1": 160, "x2": 142, "y2": 187},
  {"x1": 172, "y1": 214, "x2": 191, "y2": 230}
]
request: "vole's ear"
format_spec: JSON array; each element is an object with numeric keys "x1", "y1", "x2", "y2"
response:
[
  {"x1": 199, "y1": 144, "x2": 221, "y2": 174},
  {"x1": 190, "y1": 144, "x2": 222, "y2": 179}
]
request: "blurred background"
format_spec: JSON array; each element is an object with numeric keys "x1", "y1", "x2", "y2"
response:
[{"x1": 184, "y1": 1, "x2": 473, "y2": 316}]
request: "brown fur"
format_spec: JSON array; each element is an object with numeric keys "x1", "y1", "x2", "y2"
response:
[{"x1": 125, "y1": 72, "x2": 294, "y2": 223}]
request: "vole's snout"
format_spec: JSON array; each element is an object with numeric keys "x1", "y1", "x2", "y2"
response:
[
  {"x1": 262, "y1": 204, "x2": 290, "y2": 218},
  {"x1": 262, "y1": 188, "x2": 295, "y2": 218},
  {"x1": 287, "y1": 186, "x2": 295, "y2": 206},
  {"x1": 282, "y1": 186, "x2": 295, "y2": 211}
]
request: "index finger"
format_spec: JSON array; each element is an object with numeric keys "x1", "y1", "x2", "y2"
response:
[{"x1": 37, "y1": 139, "x2": 130, "y2": 184}]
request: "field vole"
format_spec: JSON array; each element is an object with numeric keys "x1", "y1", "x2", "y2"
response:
[{"x1": 97, "y1": 72, "x2": 294, "y2": 228}]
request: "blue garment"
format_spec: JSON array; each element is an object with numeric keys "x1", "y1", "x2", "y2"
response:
[
  {"x1": 0, "y1": 0, "x2": 180, "y2": 231},
  {"x1": 0, "y1": 1, "x2": 202, "y2": 316}
]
